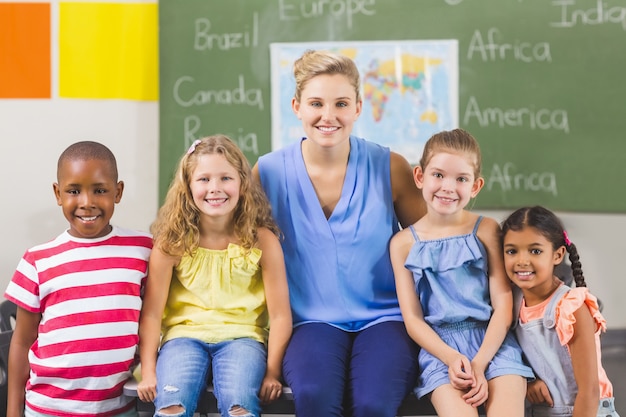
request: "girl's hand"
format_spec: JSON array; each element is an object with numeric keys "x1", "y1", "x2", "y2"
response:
[
  {"x1": 137, "y1": 373, "x2": 157, "y2": 403},
  {"x1": 462, "y1": 368, "x2": 488, "y2": 407},
  {"x1": 526, "y1": 379, "x2": 554, "y2": 407},
  {"x1": 448, "y1": 354, "x2": 475, "y2": 390},
  {"x1": 259, "y1": 375, "x2": 283, "y2": 404}
]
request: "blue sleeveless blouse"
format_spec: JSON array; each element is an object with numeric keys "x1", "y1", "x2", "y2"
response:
[{"x1": 257, "y1": 136, "x2": 402, "y2": 331}]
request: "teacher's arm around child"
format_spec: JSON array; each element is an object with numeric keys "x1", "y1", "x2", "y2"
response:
[
  {"x1": 390, "y1": 128, "x2": 533, "y2": 417},
  {"x1": 137, "y1": 135, "x2": 291, "y2": 417}
]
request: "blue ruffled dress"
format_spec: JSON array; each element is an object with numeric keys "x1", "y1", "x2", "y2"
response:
[{"x1": 404, "y1": 216, "x2": 534, "y2": 398}]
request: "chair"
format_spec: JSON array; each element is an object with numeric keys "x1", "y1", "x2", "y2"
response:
[
  {"x1": 0, "y1": 330, "x2": 13, "y2": 414},
  {"x1": 0, "y1": 300, "x2": 17, "y2": 332}
]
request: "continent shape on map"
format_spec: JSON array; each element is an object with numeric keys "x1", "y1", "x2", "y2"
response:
[{"x1": 362, "y1": 53, "x2": 442, "y2": 123}]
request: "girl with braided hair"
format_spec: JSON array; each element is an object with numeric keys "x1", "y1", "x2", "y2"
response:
[{"x1": 501, "y1": 206, "x2": 619, "y2": 417}]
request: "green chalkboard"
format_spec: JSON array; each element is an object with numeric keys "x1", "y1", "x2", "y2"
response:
[{"x1": 159, "y1": 0, "x2": 626, "y2": 213}]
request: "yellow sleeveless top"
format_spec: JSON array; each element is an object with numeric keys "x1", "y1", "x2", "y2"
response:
[{"x1": 160, "y1": 243, "x2": 268, "y2": 345}]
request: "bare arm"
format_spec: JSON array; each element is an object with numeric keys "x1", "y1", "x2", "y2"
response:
[
  {"x1": 569, "y1": 306, "x2": 600, "y2": 417},
  {"x1": 473, "y1": 217, "x2": 514, "y2": 369},
  {"x1": 462, "y1": 216, "x2": 515, "y2": 406},
  {"x1": 137, "y1": 247, "x2": 177, "y2": 402},
  {"x1": 7, "y1": 307, "x2": 40, "y2": 417},
  {"x1": 257, "y1": 228, "x2": 292, "y2": 403},
  {"x1": 251, "y1": 163, "x2": 261, "y2": 185},
  {"x1": 390, "y1": 152, "x2": 426, "y2": 228}
]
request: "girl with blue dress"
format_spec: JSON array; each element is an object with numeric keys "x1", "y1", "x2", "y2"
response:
[{"x1": 390, "y1": 128, "x2": 534, "y2": 417}]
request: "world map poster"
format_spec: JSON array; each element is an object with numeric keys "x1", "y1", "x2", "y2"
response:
[{"x1": 270, "y1": 40, "x2": 458, "y2": 165}]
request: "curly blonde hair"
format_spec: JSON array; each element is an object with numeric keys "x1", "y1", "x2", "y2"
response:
[{"x1": 151, "y1": 134, "x2": 279, "y2": 257}]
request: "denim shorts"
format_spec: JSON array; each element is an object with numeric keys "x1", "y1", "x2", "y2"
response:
[
  {"x1": 416, "y1": 321, "x2": 534, "y2": 398},
  {"x1": 154, "y1": 337, "x2": 267, "y2": 417}
]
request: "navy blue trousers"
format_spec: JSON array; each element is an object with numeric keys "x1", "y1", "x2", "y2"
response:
[{"x1": 282, "y1": 321, "x2": 419, "y2": 417}]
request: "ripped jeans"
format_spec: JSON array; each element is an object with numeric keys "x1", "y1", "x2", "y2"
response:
[{"x1": 154, "y1": 337, "x2": 266, "y2": 417}]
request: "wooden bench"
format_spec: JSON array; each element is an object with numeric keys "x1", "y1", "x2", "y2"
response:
[{"x1": 123, "y1": 377, "x2": 438, "y2": 416}]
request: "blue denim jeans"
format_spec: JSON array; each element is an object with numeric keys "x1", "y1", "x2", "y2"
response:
[{"x1": 154, "y1": 337, "x2": 266, "y2": 417}]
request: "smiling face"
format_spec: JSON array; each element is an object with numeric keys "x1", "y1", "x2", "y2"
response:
[
  {"x1": 292, "y1": 73, "x2": 362, "y2": 149},
  {"x1": 189, "y1": 153, "x2": 241, "y2": 221},
  {"x1": 503, "y1": 226, "x2": 566, "y2": 302},
  {"x1": 54, "y1": 158, "x2": 123, "y2": 239},
  {"x1": 414, "y1": 151, "x2": 484, "y2": 216}
]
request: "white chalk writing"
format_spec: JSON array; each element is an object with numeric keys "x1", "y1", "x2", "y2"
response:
[
  {"x1": 194, "y1": 13, "x2": 258, "y2": 51},
  {"x1": 173, "y1": 75, "x2": 263, "y2": 110},
  {"x1": 184, "y1": 116, "x2": 260, "y2": 156},
  {"x1": 463, "y1": 96, "x2": 570, "y2": 133},
  {"x1": 278, "y1": 0, "x2": 376, "y2": 29},
  {"x1": 467, "y1": 28, "x2": 552, "y2": 63},
  {"x1": 551, "y1": 0, "x2": 626, "y2": 30},
  {"x1": 184, "y1": 115, "x2": 202, "y2": 145},
  {"x1": 486, "y1": 163, "x2": 558, "y2": 196}
]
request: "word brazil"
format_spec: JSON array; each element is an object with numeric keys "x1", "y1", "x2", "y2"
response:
[{"x1": 194, "y1": 14, "x2": 259, "y2": 51}]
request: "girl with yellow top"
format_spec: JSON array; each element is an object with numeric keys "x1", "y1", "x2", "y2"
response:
[{"x1": 137, "y1": 135, "x2": 292, "y2": 417}]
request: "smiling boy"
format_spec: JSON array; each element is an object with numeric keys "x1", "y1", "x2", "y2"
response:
[{"x1": 4, "y1": 141, "x2": 152, "y2": 417}]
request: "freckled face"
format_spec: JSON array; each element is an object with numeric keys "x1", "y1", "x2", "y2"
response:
[
  {"x1": 292, "y1": 73, "x2": 362, "y2": 149},
  {"x1": 189, "y1": 154, "x2": 241, "y2": 220},
  {"x1": 53, "y1": 158, "x2": 123, "y2": 239},
  {"x1": 414, "y1": 152, "x2": 483, "y2": 215}
]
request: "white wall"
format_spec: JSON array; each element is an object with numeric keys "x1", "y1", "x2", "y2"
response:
[{"x1": 0, "y1": 99, "x2": 159, "y2": 283}]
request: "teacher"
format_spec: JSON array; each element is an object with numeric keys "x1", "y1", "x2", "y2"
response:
[{"x1": 252, "y1": 49, "x2": 426, "y2": 417}]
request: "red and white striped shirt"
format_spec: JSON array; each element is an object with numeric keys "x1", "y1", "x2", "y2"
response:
[{"x1": 5, "y1": 226, "x2": 152, "y2": 417}]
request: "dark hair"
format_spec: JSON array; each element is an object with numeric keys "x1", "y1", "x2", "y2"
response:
[
  {"x1": 58, "y1": 141, "x2": 118, "y2": 181},
  {"x1": 501, "y1": 206, "x2": 586, "y2": 287}
]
